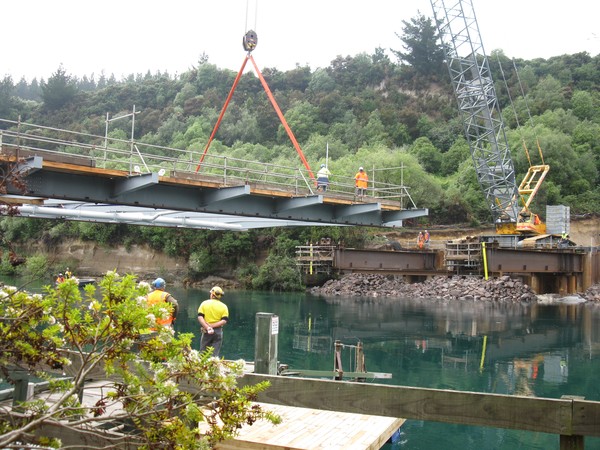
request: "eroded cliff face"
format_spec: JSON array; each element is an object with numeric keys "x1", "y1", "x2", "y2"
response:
[
  {"x1": 26, "y1": 240, "x2": 187, "y2": 279},
  {"x1": 18, "y1": 217, "x2": 600, "y2": 282}
]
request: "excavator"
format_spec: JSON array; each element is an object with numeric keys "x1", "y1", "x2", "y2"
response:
[{"x1": 429, "y1": 0, "x2": 563, "y2": 248}]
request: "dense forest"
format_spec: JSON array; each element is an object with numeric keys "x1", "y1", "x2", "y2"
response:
[{"x1": 1, "y1": 14, "x2": 599, "y2": 289}]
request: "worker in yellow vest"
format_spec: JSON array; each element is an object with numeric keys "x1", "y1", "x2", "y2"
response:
[{"x1": 197, "y1": 286, "x2": 228, "y2": 357}]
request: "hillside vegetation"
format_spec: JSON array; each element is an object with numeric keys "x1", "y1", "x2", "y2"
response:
[{"x1": 1, "y1": 14, "x2": 599, "y2": 288}]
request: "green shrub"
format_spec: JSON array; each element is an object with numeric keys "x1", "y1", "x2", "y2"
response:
[
  {"x1": 0, "y1": 254, "x2": 18, "y2": 276},
  {"x1": 188, "y1": 250, "x2": 216, "y2": 276},
  {"x1": 234, "y1": 263, "x2": 258, "y2": 289},
  {"x1": 252, "y1": 255, "x2": 304, "y2": 292},
  {"x1": 19, "y1": 254, "x2": 49, "y2": 280}
]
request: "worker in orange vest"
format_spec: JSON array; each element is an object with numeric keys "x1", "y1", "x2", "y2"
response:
[
  {"x1": 417, "y1": 232, "x2": 425, "y2": 249},
  {"x1": 146, "y1": 278, "x2": 179, "y2": 330},
  {"x1": 354, "y1": 167, "x2": 369, "y2": 197}
]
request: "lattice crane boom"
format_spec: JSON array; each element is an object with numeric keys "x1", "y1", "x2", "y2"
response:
[{"x1": 430, "y1": 0, "x2": 521, "y2": 231}]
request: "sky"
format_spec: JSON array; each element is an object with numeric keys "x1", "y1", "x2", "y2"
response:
[{"x1": 3, "y1": 0, "x2": 599, "y2": 82}]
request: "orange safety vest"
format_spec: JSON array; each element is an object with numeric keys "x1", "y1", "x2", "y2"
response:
[
  {"x1": 355, "y1": 171, "x2": 368, "y2": 188},
  {"x1": 146, "y1": 290, "x2": 174, "y2": 327}
]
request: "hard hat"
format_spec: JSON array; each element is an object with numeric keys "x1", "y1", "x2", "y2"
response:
[
  {"x1": 321, "y1": 163, "x2": 326, "y2": 168},
  {"x1": 152, "y1": 277, "x2": 166, "y2": 289},
  {"x1": 210, "y1": 286, "x2": 224, "y2": 298},
  {"x1": 359, "y1": 167, "x2": 364, "y2": 171},
  {"x1": 59, "y1": 273, "x2": 63, "y2": 276}
]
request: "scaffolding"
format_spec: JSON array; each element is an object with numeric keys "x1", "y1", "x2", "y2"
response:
[
  {"x1": 295, "y1": 243, "x2": 336, "y2": 275},
  {"x1": 445, "y1": 238, "x2": 482, "y2": 274}
]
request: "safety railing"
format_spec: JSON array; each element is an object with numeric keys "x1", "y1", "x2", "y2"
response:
[{"x1": 0, "y1": 118, "x2": 418, "y2": 207}]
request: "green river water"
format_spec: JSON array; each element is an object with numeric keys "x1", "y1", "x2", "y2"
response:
[{"x1": 4, "y1": 278, "x2": 600, "y2": 449}]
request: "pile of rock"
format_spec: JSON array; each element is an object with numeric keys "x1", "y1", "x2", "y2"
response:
[
  {"x1": 312, "y1": 273, "x2": 410, "y2": 299},
  {"x1": 582, "y1": 284, "x2": 600, "y2": 302},
  {"x1": 310, "y1": 273, "x2": 538, "y2": 303}
]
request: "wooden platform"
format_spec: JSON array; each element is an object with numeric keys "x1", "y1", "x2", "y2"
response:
[{"x1": 210, "y1": 402, "x2": 404, "y2": 450}]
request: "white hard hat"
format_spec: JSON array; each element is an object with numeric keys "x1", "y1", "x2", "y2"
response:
[{"x1": 359, "y1": 167, "x2": 364, "y2": 171}]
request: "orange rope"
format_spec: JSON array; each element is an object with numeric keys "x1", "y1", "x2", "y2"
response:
[
  {"x1": 195, "y1": 53, "x2": 315, "y2": 181},
  {"x1": 195, "y1": 56, "x2": 250, "y2": 172},
  {"x1": 248, "y1": 55, "x2": 315, "y2": 181}
]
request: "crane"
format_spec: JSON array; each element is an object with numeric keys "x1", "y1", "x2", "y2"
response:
[{"x1": 429, "y1": 0, "x2": 550, "y2": 237}]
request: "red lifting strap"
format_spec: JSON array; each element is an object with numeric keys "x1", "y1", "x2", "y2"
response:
[
  {"x1": 195, "y1": 56, "x2": 249, "y2": 172},
  {"x1": 195, "y1": 54, "x2": 315, "y2": 181}
]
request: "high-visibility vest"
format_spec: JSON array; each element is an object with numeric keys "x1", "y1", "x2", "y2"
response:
[
  {"x1": 146, "y1": 290, "x2": 174, "y2": 327},
  {"x1": 355, "y1": 172, "x2": 368, "y2": 188}
]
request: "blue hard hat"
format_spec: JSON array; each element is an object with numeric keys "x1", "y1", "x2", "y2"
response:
[
  {"x1": 152, "y1": 278, "x2": 166, "y2": 289},
  {"x1": 321, "y1": 164, "x2": 326, "y2": 168}
]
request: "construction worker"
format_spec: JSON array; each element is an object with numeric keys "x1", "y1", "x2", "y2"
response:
[
  {"x1": 56, "y1": 273, "x2": 65, "y2": 284},
  {"x1": 197, "y1": 286, "x2": 228, "y2": 357},
  {"x1": 316, "y1": 164, "x2": 332, "y2": 191},
  {"x1": 65, "y1": 267, "x2": 72, "y2": 279},
  {"x1": 146, "y1": 278, "x2": 179, "y2": 330},
  {"x1": 417, "y1": 232, "x2": 424, "y2": 249},
  {"x1": 354, "y1": 167, "x2": 368, "y2": 197}
]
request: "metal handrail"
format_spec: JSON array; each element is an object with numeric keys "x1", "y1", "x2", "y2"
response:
[{"x1": 0, "y1": 118, "x2": 416, "y2": 205}]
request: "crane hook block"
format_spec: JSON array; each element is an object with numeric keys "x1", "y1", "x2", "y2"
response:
[{"x1": 243, "y1": 30, "x2": 258, "y2": 52}]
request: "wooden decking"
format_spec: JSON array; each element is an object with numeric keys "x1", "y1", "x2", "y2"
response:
[
  {"x1": 205, "y1": 402, "x2": 404, "y2": 450},
  {"x1": 2, "y1": 377, "x2": 404, "y2": 450}
]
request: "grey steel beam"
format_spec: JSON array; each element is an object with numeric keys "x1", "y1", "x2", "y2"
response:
[
  {"x1": 276, "y1": 196, "x2": 323, "y2": 212},
  {"x1": 15, "y1": 156, "x2": 43, "y2": 176},
  {"x1": 334, "y1": 248, "x2": 438, "y2": 272},
  {"x1": 335, "y1": 203, "x2": 381, "y2": 219},
  {"x1": 382, "y1": 208, "x2": 430, "y2": 227},
  {"x1": 486, "y1": 248, "x2": 583, "y2": 273},
  {"x1": 7, "y1": 166, "x2": 428, "y2": 228},
  {"x1": 202, "y1": 185, "x2": 250, "y2": 205},
  {"x1": 112, "y1": 173, "x2": 158, "y2": 197}
]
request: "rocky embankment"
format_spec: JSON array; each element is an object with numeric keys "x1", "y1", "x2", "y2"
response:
[
  {"x1": 583, "y1": 284, "x2": 600, "y2": 302},
  {"x1": 310, "y1": 273, "x2": 600, "y2": 303}
]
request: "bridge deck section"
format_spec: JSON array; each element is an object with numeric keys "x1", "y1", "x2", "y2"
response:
[{"x1": 0, "y1": 120, "x2": 429, "y2": 229}]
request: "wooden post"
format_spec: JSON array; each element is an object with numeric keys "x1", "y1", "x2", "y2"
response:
[
  {"x1": 334, "y1": 340, "x2": 343, "y2": 380},
  {"x1": 582, "y1": 251, "x2": 593, "y2": 291},
  {"x1": 559, "y1": 275, "x2": 568, "y2": 295},
  {"x1": 355, "y1": 341, "x2": 366, "y2": 382},
  {"x1": 254, "y1": 312, "x2": 279, "y2": 375},
  {"x1": 560, "y1": 434, "x2": 584, "y2": 450},
  {"x1": 10, "y1": 369, "x2": 32, "y2": 410},
  {"x1": 561, "y1": 395, "x2": 585, "y2": 450}
]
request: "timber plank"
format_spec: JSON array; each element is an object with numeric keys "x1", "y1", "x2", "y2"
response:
[
  {"x1": 239, "y1": 374, "x2": 579, "y2": 436},
  {"x1": 210, "y1": 402, "x2": 404, "y2": 450},
  {"x1": 572, "y1": 399, "x2": 600, "y2": 437}
]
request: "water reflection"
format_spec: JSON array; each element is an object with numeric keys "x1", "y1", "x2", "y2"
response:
[{"x1": 168, "y1": 288, "x2": 600, "y2": 398}]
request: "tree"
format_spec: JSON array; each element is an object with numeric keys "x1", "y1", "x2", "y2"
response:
[
  {"x1": 441, "y1": 137, "x2": 470, "y2": 176},
  {"x1": 410, "y1": 136, "x2": 442, "y2": 174},
  {"x1": 0, "y1": 76, "x2": 20, "y2": 122},
  {"x1": 41, "y1": 65, "x2": 78, "y2": 110},
  {"x1": 0, "y1": 272, "x2": 279, "y2": 449},
  {"x1": 571, "y1": 90, "x2": 596, "y2": 121},
  {"x1": 391, "y1": 12, "x2": 446, "y2": 79}
]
